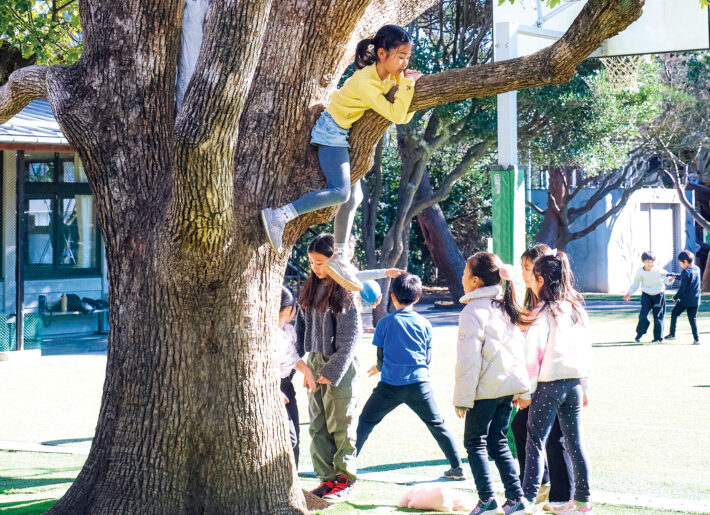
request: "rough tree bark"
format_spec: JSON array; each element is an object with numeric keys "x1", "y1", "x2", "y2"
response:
[{"x1": 0, "y1": 0, "x2": 644, "y2": 512}]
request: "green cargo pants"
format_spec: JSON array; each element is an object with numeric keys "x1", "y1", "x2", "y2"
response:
[{"x1": 307, "y1": 352, "x2": 360, "y2": 482}]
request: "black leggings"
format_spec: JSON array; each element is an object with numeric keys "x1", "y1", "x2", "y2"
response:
[{"x1": 511, "y1": 407, "x2": 574, "y2": 502}]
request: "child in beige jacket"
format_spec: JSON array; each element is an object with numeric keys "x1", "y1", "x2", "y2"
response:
[{"x1": 454, "y1": 251, "x2": 532, "y2": 515}]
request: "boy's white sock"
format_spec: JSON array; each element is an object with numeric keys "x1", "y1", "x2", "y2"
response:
[{"x1": 278, "y1": 203, "x2": 298, "y2": 222}]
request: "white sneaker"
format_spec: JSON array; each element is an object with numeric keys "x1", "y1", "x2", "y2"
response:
[
  {"x1": 325, "y1": 253, "x2": 363, "y2": 292},
  {"x1": 260, "y1": 208, "x2": 286, "y2": 253}
]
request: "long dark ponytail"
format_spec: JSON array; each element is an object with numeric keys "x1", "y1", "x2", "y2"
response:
[
  {"x1": 533, "y1": 251, "x2": 586, "y2": 325},
  {"x1": 355, "y1": 25, "x2": 412, "y2": 70},
  {"x1": 466, "y1": 251, "x2": 530, "y2": 327}
]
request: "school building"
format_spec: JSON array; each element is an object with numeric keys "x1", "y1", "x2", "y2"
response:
[{"x1": 0, "y1": 100, "x2": 108, "y2": 352}]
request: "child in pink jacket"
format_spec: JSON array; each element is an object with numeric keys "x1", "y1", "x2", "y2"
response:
[{"x1": 520, "y1": 251, "x2": 593, "y2": 514}]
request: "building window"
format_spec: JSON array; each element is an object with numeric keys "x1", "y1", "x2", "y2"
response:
[{"x1": 23, "y1": 152, "x2": 100, "y2": 278}]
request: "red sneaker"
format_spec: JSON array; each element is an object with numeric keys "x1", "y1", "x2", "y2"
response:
[
  {"x1": 310, "y1": 480, "x2": 335, "y2": 498},
  {"x1": 322, "y1": 475, "x2": 354, "y2": 501}
]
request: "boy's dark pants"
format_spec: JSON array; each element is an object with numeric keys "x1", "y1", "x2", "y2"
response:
[
  {"x1": 464, "y1": 396, "x2": 523, "y2": 502},
  {"x1": 281, "y1": 376, "x2": 300, "y2": 467},
  {"x1": 636, "y1": 292, "x2": 666, "y2": 341},
  {"x1": 356, "y1": 381, "x2": 462, "y2": 469},
  {"x1": 512, "y1": 407, "x2": 574, "y2": 502},
  {"x1": 668, "y1": 302, "x2": 699, "y2": 341}
]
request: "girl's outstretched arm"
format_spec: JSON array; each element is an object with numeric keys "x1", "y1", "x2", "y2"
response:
[{"x1": 360, "y1": 75, "x2": 417, "y2": 124}]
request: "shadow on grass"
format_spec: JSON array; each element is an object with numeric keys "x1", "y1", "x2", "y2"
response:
[
  {"x1": 0, "y1": 499, "x2": 57, "y2": 514},
  {"x1": 41, "y1": 438, "x2": 93, "y2": 446},
  {"x1": 321, "y1": 503, "x2": 455, "y2": 514},
  {"x1": 358, "y1": 459, "x2": 449, "y2": 474},
  {"x1": 0, "y1": 477, "x2": 75, "y2": 493},
  {"x1": 592, "y1": 342, "x2": 644, "y2": 347}
]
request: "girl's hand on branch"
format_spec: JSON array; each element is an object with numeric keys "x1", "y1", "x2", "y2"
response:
[{"x1": 404, "y1": 69, "x2": 423, "y2": 81}]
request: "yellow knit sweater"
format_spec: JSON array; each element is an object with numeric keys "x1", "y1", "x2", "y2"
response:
[{"x1": 326, "y1": 64, "x2": 416, "y2": 129}]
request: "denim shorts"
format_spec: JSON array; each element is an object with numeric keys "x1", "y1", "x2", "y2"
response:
[{"x1": 310, "y1": 111, "x2": 350, "y2": 148}]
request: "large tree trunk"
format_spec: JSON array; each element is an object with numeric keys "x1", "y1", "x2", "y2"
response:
[
  {"x1": 45, "y1": 0, "x2": 311, "y2": 512},
  {"x1": 0, "y1": 0, "x2": 645, "y2": 512},
  {"x1": 416, "y1": 171, "x2": 466, "y2": 304}
]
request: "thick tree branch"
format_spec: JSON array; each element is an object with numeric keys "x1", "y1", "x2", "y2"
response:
[
  {"x1": 0, "y1": 65, "x2": 50, "y2": 123},
  {"x1": 348, "y1": 0, "x2": 644, "y2": 191},
  {"x1": 408, "y1": 0, "x2": 644, "y2": 111},
  {"x1": 547, "y1": 190, "x2": 562, "y2": 214}
]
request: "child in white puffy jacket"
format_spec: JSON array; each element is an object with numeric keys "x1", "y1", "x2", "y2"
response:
[
  {"x1": 454, "y1": 251, "x2": 532, "y2": 515},
  {"x1": 520, "y1": 251, "x2": 593, "y2": 515}
]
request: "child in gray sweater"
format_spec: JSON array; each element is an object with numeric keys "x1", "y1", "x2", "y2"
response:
[{"x1": 296, "y1": 234, "x2": 361, "y2": 502}]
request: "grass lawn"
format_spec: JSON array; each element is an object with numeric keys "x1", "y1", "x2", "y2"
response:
[{"x1": 1, "y1": 303, "x2": 709, "y2": 513}]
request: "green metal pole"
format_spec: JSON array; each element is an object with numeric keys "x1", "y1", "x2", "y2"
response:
[{"x1": 491, "y1": 165, "x2": 526, "y2": 266}]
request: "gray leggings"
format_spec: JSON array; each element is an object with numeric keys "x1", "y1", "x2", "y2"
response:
[{"x1": 291, "y1": 146, "x2": 362, "y2": 245}]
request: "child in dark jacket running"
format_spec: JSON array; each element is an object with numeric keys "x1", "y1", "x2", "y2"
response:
[{"x1": 666, "y1": 250, "x2": 702, "y2": 345}]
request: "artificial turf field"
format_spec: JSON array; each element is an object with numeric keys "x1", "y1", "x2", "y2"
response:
[{"x1": 1, "y1": 300, "x2": 708, "y2": 514}]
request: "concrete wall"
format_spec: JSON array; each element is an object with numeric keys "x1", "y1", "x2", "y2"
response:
[
  {"x1": 1, "y1": 150, "x2": 108, "y2": 336},
  {"x1": 531, "y1": 187, "x2": 697, "y2": 293}
]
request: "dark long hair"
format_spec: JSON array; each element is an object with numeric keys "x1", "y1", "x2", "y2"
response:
[
  {"x1": 533, "y1": 252, "x2": 586, "y2": 325},
  {"x1": 522, "y1": 243, "x2": 552, "y2": 310},
  {"x1": 299, "y1": 234, "x2": 353, "y2": 313},
  {"x1": 466, "y1": 251, "x2": 530, "y2": 327},
  {"x1": 355, "y1": 25, "x2": 412, "y2": 70}
]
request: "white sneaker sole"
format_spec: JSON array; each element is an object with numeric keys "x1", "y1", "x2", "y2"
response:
[
  {"x1": 322, "y1": 491, "x2": 354, "y2": 502},
  {"x1": 260, "y1": 209, "x2": 282, "y2": 253},
  {"x1": 325, "y1": 262, "x2": 363, "y2": 292}
]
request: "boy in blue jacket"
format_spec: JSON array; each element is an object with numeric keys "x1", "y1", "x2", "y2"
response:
[
  {"x1": 666, "y1": 250, "x2": 701, "y2": 345},
  {"x1": 355, "y1": 273, "x2": 465, "y2": 480}
]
